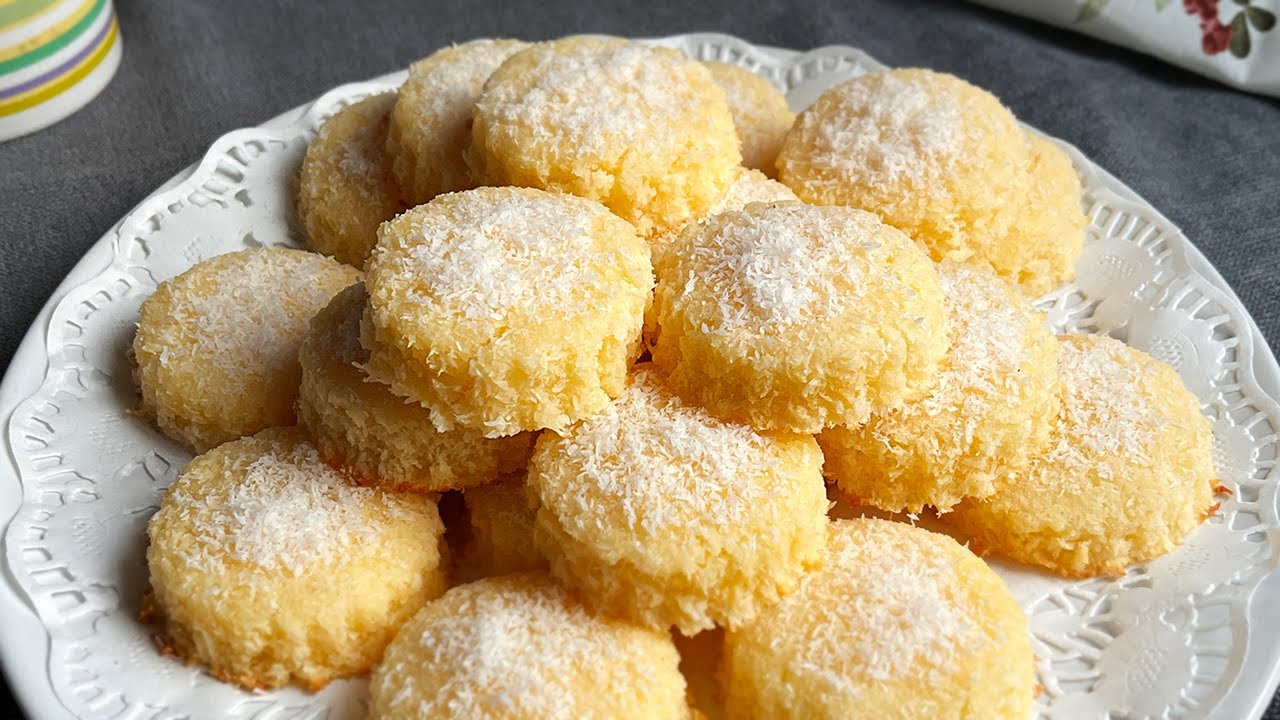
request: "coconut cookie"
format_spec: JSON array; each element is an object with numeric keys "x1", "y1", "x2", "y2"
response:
[
  {"x1": 133, "y1": 248, "x2": 360, "y2": 452},
  {"x1": 144, "y1": 427, "x2": 447, "y2": 690},
  {"x1": 819, "y1": 263, "x2": 1059, "y2": 513},
  {"x1": 724, "y1": 518, "x2": 1033, "y2": 719},
  {"x1": 370, "y1": 573, "x2": 690, "y2": 720},
  {"x1": 470, "y1": 36, "x2": 740, "y2": 238},
  {"x1": 651, "y1": 201, "x2": 947, "y2": 433},
  {"x1": 297, "y1": 284, "x2": 534, "y2": 492},
  {"x1": 703, "y1": 61, "x2": 794, "y2": 177},
  {"x1": 651, "y1": 168, "x2": 799, "y2": 271},
  {"x1": 946, "y1": 334, "x2": 1220, "y2": 577},
  {"x1": 297, "y1": 92, "x2": 405, "y2": 268},
  {"x1": 527, "y1": 367, "x2": 828, "y2": 635},
  {"x1": 645, "y1": 168, "x2": 799, "y2": 350},
  {"x1": 387, "y1": 39, "x2": 529, "y2": 206},
  {"x1": 1003, "y1": 134, "x2": 1088, "y2": 295},
  {"x1": 363, "y1": 186, "x2": 652, "y2": 437},
  {"x1": 456, "y1": 474, "x2": 547, "y2": 582},
  {"x1": 777, "y1": 68, "x2": 1084, "y2": 296}
]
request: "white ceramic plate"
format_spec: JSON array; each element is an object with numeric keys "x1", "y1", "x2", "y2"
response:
[{"x1": 2, "y1": 33, "x2": 1278, "y2": 720}]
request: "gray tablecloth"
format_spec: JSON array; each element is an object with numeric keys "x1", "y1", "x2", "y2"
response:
[{"x1": 1, "y1": 0, "x2": 1277, "y2": 717}]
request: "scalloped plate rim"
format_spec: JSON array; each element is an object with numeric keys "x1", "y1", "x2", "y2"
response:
[{"x1": 0, "y1": 32, "x2": 1277, "y2": 720}]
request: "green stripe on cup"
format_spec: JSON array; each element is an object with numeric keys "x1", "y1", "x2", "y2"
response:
[{"x1": 0, "y1": 0, "x2": 105, "y2": 75}]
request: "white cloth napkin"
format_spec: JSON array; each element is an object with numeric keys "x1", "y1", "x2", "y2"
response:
[{"x1": 971, "y1": 0, "x2": 1279, "y2": 97}]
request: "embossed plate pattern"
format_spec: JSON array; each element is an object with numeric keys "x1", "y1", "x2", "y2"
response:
[{"x1": 1, "y1": 33, "x2": 1279, "y2": 720}]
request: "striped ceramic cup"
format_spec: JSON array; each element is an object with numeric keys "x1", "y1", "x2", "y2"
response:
[{"x1": 0, "y1": 0, "x2": 121, "y2": 141}]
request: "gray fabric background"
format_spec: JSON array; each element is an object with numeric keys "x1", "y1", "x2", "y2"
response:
[{"x1": 1, "y1": 0, "x2": 1277, "y2": 717}]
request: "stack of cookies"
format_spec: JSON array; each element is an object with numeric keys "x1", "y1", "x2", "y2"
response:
[{"x1": 131, "y1": 35, "x2": 1219, "y2": 719}]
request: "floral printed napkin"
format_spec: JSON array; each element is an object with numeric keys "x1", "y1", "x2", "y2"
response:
[{"x1": 970, "y1": 0, "x2": 1279, "y2": 96}]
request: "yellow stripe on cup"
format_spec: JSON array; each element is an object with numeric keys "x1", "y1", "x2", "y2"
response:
[{"x1": 0, "y1": 14, "x2": 115, "y2": 116}]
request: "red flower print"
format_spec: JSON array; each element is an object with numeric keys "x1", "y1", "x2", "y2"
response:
[
  {"x1": 1201, "y1": 17, "x2": 1234, "y2": 53},
  {"x1": 1076, "y1": 0, "x2": 1273, "y2": 59},
  {"x1": 1184, "y1": 0, "x2": 1219, "y2": 21}
]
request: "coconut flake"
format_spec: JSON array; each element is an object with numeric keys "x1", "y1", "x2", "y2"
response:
[
  {"x1": 800, "y1": 72, "x2": 969, "y2": 189},
  {"x1": 171, "y1": 441, "x2": 391, "y2": 576}
]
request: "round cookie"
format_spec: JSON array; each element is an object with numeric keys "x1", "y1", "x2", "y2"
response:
[
  {"x1": 133, "y1": 248, "x2": 360, "y2": 452},
  {"x1": 702, "y1": 61, "x2": 794, "y2": 178},
  {"x1": 646, "y1": 168, "x2": 799, "y2": 350},
  {"x1": 724, "y1": 518, "x2": 1034, "y2": 720},
  {"x1": 527, "y1": 367, "x2": 828, "y2": 634},
  {"x1": 297, "y1": 284, "x2": 534, "y2": 492},
  {"x1": 651, "y1": 201, "x2": 948, "y2": 433},
  {"x1": 456, "y1": 474, "x2": 547, "y2": 582},
  {"x1": 145, "y1": 427, "x2": 447, "y2": 689},
  {"x1": 1005, "y1": 134, "x2": 1088, "y2": 295},
  {"x1": 470, "y1": 36, "x2": 740, "y2": 238},
  {"x1": 297, "y1": 92, "x2": 404, "y2": 268},
  {"x1": 777, "y1": 68, "x2": 1081, "y2": 296},
  {"x1": 387, "y1": 39, "x2": 529, "y2": 206},
  {"x1": 818, "y1": 263, "x2": 1059, "y2": 513},
  {"x1": 946, "y1": 334, "x2": 1220, "y2": 577},
  {"x1": 370, "y1": 573, "x2": 690, "y2": 720},
  {"x1": 363, "y1": 186, "x2": 653, "y2": 436},
  {"x1": 651, "y1": 167, "x2": 800, "y2": 270}
]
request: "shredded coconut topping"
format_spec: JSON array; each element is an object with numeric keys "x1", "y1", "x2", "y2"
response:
[
  {"x1": 669, "y1": 203, "x2": 907, "y2": 332},
  {"x1": 710, "y1": 169, "x2": 799, "y2": 214},
  {"x1": 389, "y1": 579, "x2": 638, "y2": 717},
  {"x1": 1045, "y1": 336, "x2": 1162, "y2": 478},
  {"x1": 337, "y1": 144, "x2": 382, "y2": 200},
  {"x1": 302, "y1": 93, "x2": 397, "y2": 213},
  {"x1": 799, "y1": 72, "x2": 968, "y2": 188},
  {"x1": 769, "y1": 521, "x2": 979, "y2": 691},
  {"x1": 479, "y1": 40, "x2": 709, "y2": 159},
  {"x1": 714, "y1": 70, "x2": 763, "y2": 118},
  {"x1": 170, "y1": 441, "x2": 391, "y2": 576},
  {"x1": 549, "y1": 370, "x2": 785, "y2": 535},
  {"x1": 653, "y1": 170, "x2": 797, "y2": 272},
  {"x1": 375, "y1": 189, "x2": 638, "y2": 321},
  {"x1": 159, "y1": 250, "x2": 354, "y2": 378},
  {"x1": 327, "y1": 95, "x2": 394, "y2": 199},
  {"x1": 703, "y1": 61, "x2": 792, "y2": 138},
  {"x1": 909, "y1": 264, "x2": 1036, "y2": 421},
  {"x1": 407, "y1": 40, "x2": 528, "y2": 136}
]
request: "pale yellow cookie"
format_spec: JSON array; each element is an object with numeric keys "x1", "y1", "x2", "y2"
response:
[
  {"x1": 703, "y1": 61, "x2": 794, "y2": 177},
  {"x1": 470, "y1": 36, "x2": 740, "y2": 238},
  {"x1": 297, "y1": 92, "x2": 404, "y2": 267},
  {"x1": 724, "y1": 518, "x2": 1034, "y2": 719},
  {"x1": 818, "y1": 263, "x2": 1059, "y2": 513},
  {"x1": 946, "y1": 334, "x2": 1220, "y2": 577},
  {"x1": 370, "y1": 573, "x2": 690, "y2": 719},
  {"x1": 297, "y1": 284, "x2": 533, "y2": 492},
  {"x1": 387, "y1": 39, "x2": 529, "y2": 205},
  {"x1": 1004, "y1": 134, "x2": 1088, "y2": 295},
  {"x1": 778, "y1": 68, "x2": 1084, "y2": 295},
  {"x1": 363, "y1": 186, "x2": 652, "y2": 436},
  {"x1": 652, "y1": 201, "x2": 947, "y2": 432},
  {"x1": 646, "y1": 168, "x2": 800, "y2": 350},
  {"x1": 133, "y1": 249, "x2": 360, "y2": 452},
  {"x1": 145, "y1": 427, "x2": 447, "y2": 690},
  {"x1": 528, "y1": 367, "x2": 828, "y2": 634},
  {"x1": 651, "y1": 167, "x2": 800, "y2": 271}
]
